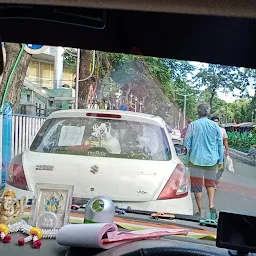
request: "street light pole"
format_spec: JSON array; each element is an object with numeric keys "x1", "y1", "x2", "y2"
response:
[
  {"x1": 226, "y1": 102, "x2": 228, "y2": 124},
  {"x1": 75, "y1": 48, "x2": 80, "y2": 109},
  {"x1": 183, "y1": 95, "x2": 187, "y2": 129},
  {"x1": 175, "y1": 91, "x2": 193, "y2": 128}
]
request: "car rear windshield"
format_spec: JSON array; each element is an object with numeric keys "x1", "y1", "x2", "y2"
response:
[{"x1": 30, "y1": 117, "x2": 172, "y2": 161}]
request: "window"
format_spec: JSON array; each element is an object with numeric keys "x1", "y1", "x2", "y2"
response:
[{"x1": 30, "y1": 117, "x2": 172, "y2": 161}]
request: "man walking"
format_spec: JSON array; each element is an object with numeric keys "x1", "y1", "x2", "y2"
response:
[
  {"x1": 184, "y1": 104, "x2": 224, "y2": 218},
  {"x1": 181, "y1": 120, "x2": 191, "y2": 140},
  {"x1": 211, "y1": 117, "x2": 229, "y2": 187}
]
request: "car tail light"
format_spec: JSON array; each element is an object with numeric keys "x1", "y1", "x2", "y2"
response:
[
  {"x1": 7, "y1": 154, "x2": 28, "y2": 190},
  {"x1": 157, "y1": 163, "x2": 188, "y2": 200},
  {"x1": 86, "y1": 113, "x2": 121, "y2": 118}
]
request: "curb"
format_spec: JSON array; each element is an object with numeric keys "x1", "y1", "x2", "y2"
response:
[{"x1": 229, "y1": 148, "x2": 256, "y2": 166}]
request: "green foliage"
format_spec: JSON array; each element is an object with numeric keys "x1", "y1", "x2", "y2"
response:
[
  {"x1": 244, "y1": 68, "x2": 256, "y2": 94},
  {"x1": 228, "y1": 131, "x2": 256, "y2": 152},
  {"x1": 193, "y1": 64, "x2": 249, "y2": 109},
  {"x1": 165, "y1": 59, "x2": 195, "y2": 81},
  {"x1": 107, "y1": 52, "x2": 137, "y2": 66},
  {"x1": 174, "y1": 80, "x2": 198, "y2": 120},
  {"x1": 144, "y1": 56, "x2": 174, "y2": 97},
  {"x1": 101, "y1": 53, "x2": 198, "y2": 119},
  {"x1": 72, "y1": 48, "x2": 255, "y2": 122},
  {"x1": 198, "y1": 87, "x2": 254, "y2": 123},
  {"x1": 63, "y1": 48, "x2": 77, "y2": 74},
  {"x1": 199, "y1": 89, "x2": 226, "y2": 112},
  {"x1": 229, "y1": 99, "x2": 251, "y2": 123}
]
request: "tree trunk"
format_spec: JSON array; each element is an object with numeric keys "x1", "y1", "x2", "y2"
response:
[
  {"x1": 78, "y1": 50, "x2": 94, "y2": 109},
  {"x1": 209, "y1": 92, "x2": 215, "y2": 111},
  {"x1": 96, "y1": 52, "x2": 112, "y2": 102},
  {"x1": 0, "y1": 43, "x2": 31, "y2": 110}
]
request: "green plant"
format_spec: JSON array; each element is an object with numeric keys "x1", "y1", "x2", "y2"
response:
[{"x1": 228, "y1": 131, "x2": 256, "y2": 152}]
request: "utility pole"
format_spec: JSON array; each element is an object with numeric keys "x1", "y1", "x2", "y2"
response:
[
  {"x1": 74, "y1": 48, "x2": 80, "y2": 109},
  {"x1": 175, "y1": 91, "x2": 193, "y2": 129},
  {"x1": 225, "y1": 103, "x2": 228, "y2": 124},
  {"x1": 252, "y1": 109, "x2": 256, "y2": 122}
]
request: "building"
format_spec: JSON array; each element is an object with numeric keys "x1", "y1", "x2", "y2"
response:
[
  {"x1": 19, "y1": 46, "x2": 76, "y2": 116},
  {"x1": 26, "y1": 46, "x2": 75, "y2": 89}
]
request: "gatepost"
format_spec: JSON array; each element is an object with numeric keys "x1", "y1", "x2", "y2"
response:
[{"x1": 2, "y1": 103, "x2": 12, "y2": 185}]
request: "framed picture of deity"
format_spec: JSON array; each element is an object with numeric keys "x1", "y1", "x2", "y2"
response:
[{"x1": 29, "y1": 183, "x2": 74, "y2": 229}]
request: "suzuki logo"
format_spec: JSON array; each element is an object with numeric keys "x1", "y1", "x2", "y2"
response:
[{"x1": 90, "y1": 165, "x2": 99, "y2": 174}]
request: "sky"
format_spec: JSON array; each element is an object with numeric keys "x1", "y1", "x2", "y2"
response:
[
  {"x1": 190, "y1": 61, "x2": 255, "y2": 103},
  {"x1": 218, "y1": 88, "x2": 255, "y2": 103}
]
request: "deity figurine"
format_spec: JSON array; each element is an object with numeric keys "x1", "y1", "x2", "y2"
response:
[{"x1": 0, "y1": 190, "x2": 27, "y2": 224}]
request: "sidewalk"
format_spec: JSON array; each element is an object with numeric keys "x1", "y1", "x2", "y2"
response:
[{"x1": 230, "y1": 148, "x2": 256, "y2": 166}]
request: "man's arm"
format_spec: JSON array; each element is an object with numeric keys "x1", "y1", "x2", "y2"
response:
[
  {"x1": 184, "y1": 124, "x2": 193, "y2": 152},
  {"x1": 181, "y1": 128, "x2": 187, "y2": 139},
  {"x1": 223, "y1": 138, "x2": 229, "y2": 156},
  {"x1": 217, "y1": 127, "x2": 224, "y2": 164},
  {"x1": 223, "y1": 129, "x2": 229, "y2": 156}
]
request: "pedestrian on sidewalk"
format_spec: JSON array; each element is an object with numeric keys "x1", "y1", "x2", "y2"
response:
[
  {"x1": 211, "y1": 117, "x2": 230, "y2": 187},
  {"x1": 184, "y1": 104, "x2": 224, "y2": 218},
  {"x1": 181, "y1": 120, "x2": 191, "y2": 142}
]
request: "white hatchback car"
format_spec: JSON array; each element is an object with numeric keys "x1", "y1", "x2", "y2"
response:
[
  {"x1": 5, "y1": 109, "x2": 193, "y2": 215},
  {"x1": 171, "y1": 129, "x2": 182, "y2": 142}
]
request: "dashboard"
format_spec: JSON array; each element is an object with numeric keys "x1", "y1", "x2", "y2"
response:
[
  {"x1": 0, "y1": 232, "x2": 248, "y2": 256},
  {"x1": 0, "y1": 1, "x2": 255, "y2": 256}
]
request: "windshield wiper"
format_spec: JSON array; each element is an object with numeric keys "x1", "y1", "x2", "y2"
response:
[{"x1": 124, "y1": 208, "x2": 201, "y2": 223}]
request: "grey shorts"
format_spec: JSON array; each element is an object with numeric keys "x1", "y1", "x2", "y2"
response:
[{"x1": 189, "y1": 162, "x2": 217, "y2": 193}]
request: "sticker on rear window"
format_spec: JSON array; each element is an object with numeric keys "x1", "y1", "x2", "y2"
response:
[{"x1": 58, "y1": 126, "x2": 85, "y2": 146}]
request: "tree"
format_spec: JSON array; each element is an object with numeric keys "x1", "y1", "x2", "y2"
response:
[
  {"x1": 244, "y1": 68, "x2": 256, "y2": 96},
  {"x1": 76, "y1": 50, "x2": 197, "y2": 119},
  {"x1": 198, "y1": 89, "x2": 226, "y2": 113},
  {"x1": 63, "y1": 48, "x2": 77, "y2": 74},
  {"x1": 143, "y1": 57, "x2": 197, "y2": 119},
  {"x1": 193, "y1": 64, "x2": 249, "y2": 109},
  {"x1": 165, "y1": 59, "x2": 195, "y2": 82},
  {"x1": 228, "y1": 99, "x2": 251, "y2": 123},
  {"x1": 249, "y1": 95, "x2": 256, "y2": 121},
  {"x1": 78, "y1": 50, "x2": 95, "y2": 109},
  {"x1": 100, "y1": 53, "x2": 198, "y2": 119},
  {"x1": 174, "y1": 80, "x2": 198, "y2": 120},
  {"x1": 0, "y1": 43, "x2": 31, "y2": 110}
]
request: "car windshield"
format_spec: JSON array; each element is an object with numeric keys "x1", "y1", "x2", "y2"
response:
[{"x1": 1, "y1": 42, "x2": 256, "y2": 242}]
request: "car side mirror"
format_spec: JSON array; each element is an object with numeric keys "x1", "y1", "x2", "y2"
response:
[{"x1": 174, "y1": 144, "x2": 187, "y2": 156}]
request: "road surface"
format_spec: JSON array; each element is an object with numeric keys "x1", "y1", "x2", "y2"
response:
[
  {"x1": 192, "y1": 158, "x2": 256, "y2": 216},
  {"x1": 1, "y1": 158, "x2": 254, "y2": 218}
]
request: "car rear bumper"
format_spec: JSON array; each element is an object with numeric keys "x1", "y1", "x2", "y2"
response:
[
  {"x1": 4, "y1": 184, "x2": 34, "y2": 199},
  {"x1": 113, "y1": 195, "x2": 193, "y2": 216},
  {"x1": 5, "y1": 184, "x2": 193, "y2": 216}
]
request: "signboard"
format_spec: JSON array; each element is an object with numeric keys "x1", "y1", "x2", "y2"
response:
[
  {"x1": 24, "y1": 44, "x2": 49, "y2": 55},
  {"x1": 119, "y1": 104, "x2": 129, "y2": 111}
]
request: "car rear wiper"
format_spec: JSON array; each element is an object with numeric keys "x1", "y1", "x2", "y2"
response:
[{"x1": 124, "y1": 208, "x2": 201, "y2": 223}]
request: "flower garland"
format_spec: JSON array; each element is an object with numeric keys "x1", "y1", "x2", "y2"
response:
[{"x1": 8, "y1": 220, "x2": 60, "y2": 239}]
